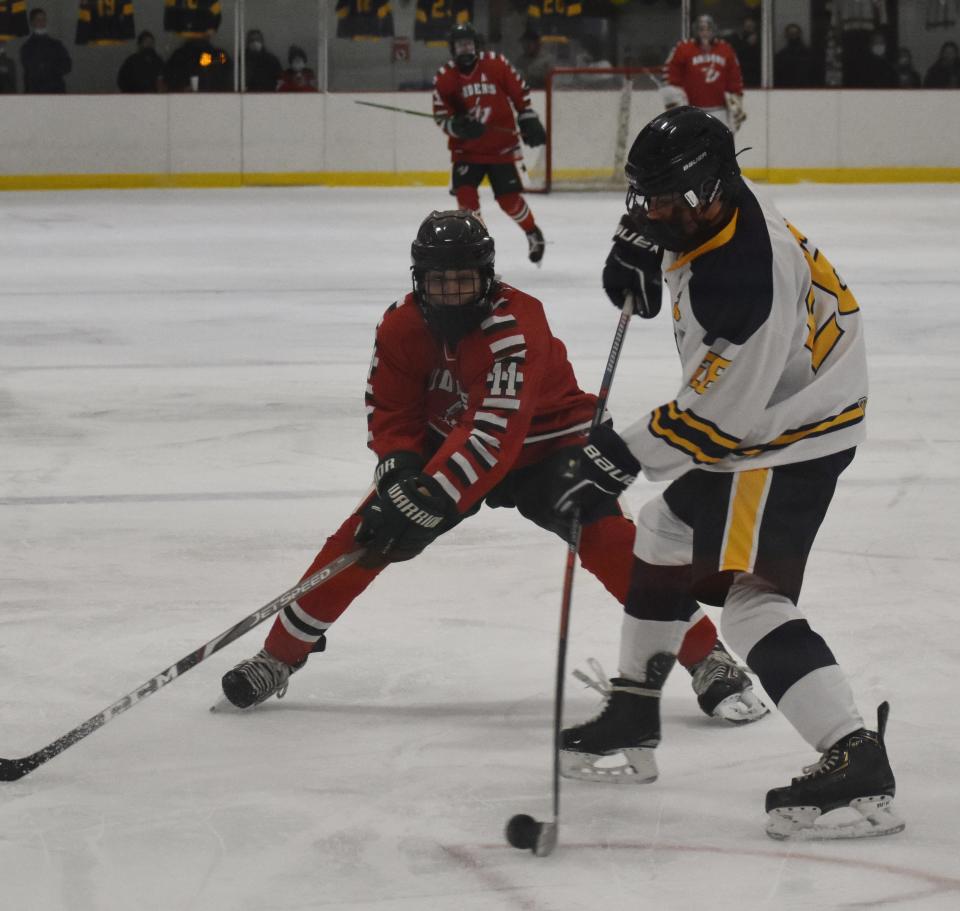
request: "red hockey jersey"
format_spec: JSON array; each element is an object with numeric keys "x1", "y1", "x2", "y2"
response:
[
  {"x1": 432, "y1": 51, "x2": 532, "y2": 164},
  {"x1": 665, "y1": 38, "x2": 743, "y2": 109},
  {"x1": 365, "y1": 285, "x2": 597, "y2": 513}
]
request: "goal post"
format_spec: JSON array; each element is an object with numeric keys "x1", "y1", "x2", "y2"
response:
[{"x1": 523, "y1": 67, "x2": 668, "y2": 194}]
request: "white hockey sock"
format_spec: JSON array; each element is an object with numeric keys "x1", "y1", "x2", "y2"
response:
[
  {"x1": 618, "y1": 612, "x2": 686, "y2": 682},
  {"x1": 779, "y1": 666, "x2": 864, "y2": 751}
]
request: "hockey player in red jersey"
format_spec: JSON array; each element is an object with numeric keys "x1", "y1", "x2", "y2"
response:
[
  {"x1": 663, "y1": 14, "x2": 746, "y2": 133},
  {"x1": 432, "y1": 23, "x2": 548, "y2": 264},
  {"x1": 220, "y1": 210, "x2": 767, "y2": 732}
]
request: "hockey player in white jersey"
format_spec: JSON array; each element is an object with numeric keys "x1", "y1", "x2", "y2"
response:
[{"x1": 554, "y1": 106, "x2": 903, "y2": 840}]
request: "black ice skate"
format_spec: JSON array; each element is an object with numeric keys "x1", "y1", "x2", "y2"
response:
[
  {"x1": 526, "y1": 226, "x2": 545, "y2": 265},
  {"x1": 689, "y1": 641, "x2": 769, "y2": 724},
  {"x1": 560, "y1": 654, "x2": 674, "y2": 784},
  {"x1": 220, "y1": 649, "x2": 306, "y2": 709},
  {"x1": 765, "y1": 702, "x2": 905, "y2": 840}
]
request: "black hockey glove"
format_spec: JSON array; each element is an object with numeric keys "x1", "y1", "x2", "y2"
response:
[
  {"x1": 372, "y1": 450, "x2": 424, "y2": 495},
  {"x1": 517, "y1": 109, "x2": 546, "y2": 147},
  {"x1": 553, "y1": 424, "x2": 641, "y2": 522},
  {"x1": 602, "y1": 215, "x2": 664, "y2": 318},
  {"x1": 447, "y1": 114, "x2": 486, "y2": 140},
  {"x1": 355, "y1": 473, "x2": 457, "y2": 569}
]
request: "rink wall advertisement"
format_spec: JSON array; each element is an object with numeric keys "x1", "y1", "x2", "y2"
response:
[{"x1": 1, "y1": 89, "x2": 959, "y2": 190}]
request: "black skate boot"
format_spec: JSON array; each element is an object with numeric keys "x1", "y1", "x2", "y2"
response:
[
  {"x1": 765, "y1": 702, "x2": 905, "y2": 840},
  {"x1": 689, "y1": 640, "x2": 769, "y2": 724},
  {"x1": 560, "y1": 653, "x2": 675, "y2": 783},
  {"x1": 526, "y1": 226, "x2": 545, "y2": 265},
  {"x1": 220, "y1": 649, "x2": 306, "y2": 709}
]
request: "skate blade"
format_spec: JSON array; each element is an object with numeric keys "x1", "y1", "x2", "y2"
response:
[
  {"x1": 766, "y1": 795, "x2": 905, "y2": 841},
  {"x1": 712, "y1": 689, "x2": 770, "y2": 725},
  {"x1": 559, "y1": 747, "x2": 658, "y2": 784}
]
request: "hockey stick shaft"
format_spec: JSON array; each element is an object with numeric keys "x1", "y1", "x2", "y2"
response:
[
  {"x1": 0, "y1": 549, "x2": 363, "y2": 782},
  {"x1": 354, "y1": 99, "x2": 517, "y2": 136},
  {"x1": 551, "y1": 299, "x2": 633, "y2": 823}
]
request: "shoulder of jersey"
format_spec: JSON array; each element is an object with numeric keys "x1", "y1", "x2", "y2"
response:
[
  {"x1": 378, "y1": 292, "x2": 427, "y2": 332},
  {"x1": 487, "y1": 282, "x2": 546, "y2": 325},
  {"x1": 689, "y1": 189, "x2": 774, "y2": 345}
]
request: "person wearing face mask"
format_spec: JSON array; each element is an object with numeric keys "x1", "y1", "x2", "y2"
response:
[
  {"x1": 277, "y1": 45, "x2": 318, "y2": 92},
  {"x1": 774, "y1": 23, "x2": 821, "y2": 88},
  {"x1": 859, "y1": 29, "x2": 898, "y2": 88},
  {"x1": 432, "y1": 23, "x2": 548, "y2": 264},
  {"x1": 895, "y1": 47, "x2": 921, "y2": 88},
  {"x1": 218, "y1": 209, "x2": 767, "y2": 733},
  {"x1": 923, "y1": 41, "x2": 960, "y2": 88},
  {"x1": 20, "y1": 7, "x2": 71, "y2": 94},
  {"x1": 117, "y1": 31, "x2": 165, "y2": 93},
  {"x1": 244, "y1": 28, "x2": 281, "y2": 93}
]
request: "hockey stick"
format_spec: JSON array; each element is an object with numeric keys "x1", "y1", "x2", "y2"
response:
[
  {"x1": 535, "y1": 298, "x2": 634, "y2": 856},
  {"x1": 0, "y1": 549, "x2": 363, "y2": 782},
  {"x1": 354, "y1": 99, "x2": 517, "y2": 136}
]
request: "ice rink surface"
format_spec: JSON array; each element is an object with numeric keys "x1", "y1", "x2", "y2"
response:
[{"x1": 1, "y1": 183, "x2": 959, "y2": 911}]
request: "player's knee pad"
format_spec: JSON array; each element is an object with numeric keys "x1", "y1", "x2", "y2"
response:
[
  {"x1": 625, "y1": 557, "x2": 697, "y2": 622},
  {"x1": 721, "y1": 572, "x2": 804, "y2": 660}
]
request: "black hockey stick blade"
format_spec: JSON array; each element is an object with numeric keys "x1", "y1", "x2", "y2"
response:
[
  {"x1": 0, "y1": 549, "x2": 363, "y2": 782},
  {"x1": 0, "y1": 757, "x2": 34, "y2": 782}
]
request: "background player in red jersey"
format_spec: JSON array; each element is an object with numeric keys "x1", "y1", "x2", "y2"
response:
[
  {"x1": 662, "y1": 14, "x2": 746, "y2": 133},
  {"x1": 432, "y1": 23, "x2": 548, "y2": 264},
  {"x1": 219, "y1": 210, "x2": 767, "y2": 736}
]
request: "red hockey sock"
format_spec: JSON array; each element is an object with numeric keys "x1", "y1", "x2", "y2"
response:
[
  {"x1": 264, "y1": 512, "x2": 384, "y2": 665},
  {"x1": 455, "y1": 185, "x2": 481, "y2": 217},
  {"x1": 677, "y1": 615, "x2": 718, "y2": 669},
  {"x1": 496, "y1": 192, "x2": 536, "y2": 233},
  {"x1": 577, "y1": 515, "x2": 636, "y2": 604}
]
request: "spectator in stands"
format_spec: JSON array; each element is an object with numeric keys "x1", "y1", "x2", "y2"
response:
[
  {"x1": 774, "y1": 23, "x2": 821, "y2": 88},
  {"x1": 20, "y1": 7, "x2": 71, "y2": 93},
  {"x1": 730, "y1": 15, "x2": 760, "y2": 87},
  {"x1": 117, "y1": 30, "x2": 164, "y2": 93},
  {"x1": 923, "y1": 41, "x2": 960, "y2": 88},
  {"x1": 277, "y1": 46, "x2": 318, "y2": 92},
  {"x1": 895, "y1": 48, "x2": 921, "y2": 88},
  {"x1": 244, "y1": 28, "x2": 282, "y2": 93},
  {"x1": 164, "y1": 31, "x2": 232, "y2": 93},
  {"x1": 859, "y1": 30, "x2": 898, "y2": 88},
  {"x1": 0, "y1": 40, "x2": 17, "y2": 93},
  {"x1": 515, "y1": 25, "x2": 551, "y2": 90}
]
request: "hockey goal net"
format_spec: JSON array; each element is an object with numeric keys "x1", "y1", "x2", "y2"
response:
[{"x1": 523, "y1": 67, "x2": 666, "y2": 194}]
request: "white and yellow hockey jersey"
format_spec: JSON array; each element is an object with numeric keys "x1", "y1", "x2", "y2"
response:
[{"x1": 622, "y1": 180, "x2": 868, "y2": 481}]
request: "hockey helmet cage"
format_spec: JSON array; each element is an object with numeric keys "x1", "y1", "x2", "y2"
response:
[
  {"x1": 411, "y1": 210, "x2": 496, "y2": 345},
  {"x1": 449, "y1": 22, "x2": 480, "y2": 71}
]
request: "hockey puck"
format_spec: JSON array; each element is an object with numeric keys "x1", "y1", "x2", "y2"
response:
[
  {"x1": 505, "y1": 813, "x2": 540, "y2": 850},
  {"x1": 505, "y1": 814, "x2": 557, "y2": 856}
]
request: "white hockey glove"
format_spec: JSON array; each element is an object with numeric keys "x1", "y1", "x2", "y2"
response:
[
  {"x1": 659, "y1": 84, "x2": 689, "y2": 110},
  {"x1": 725, "y1": 92, "x2": 746, "y2": 132}
]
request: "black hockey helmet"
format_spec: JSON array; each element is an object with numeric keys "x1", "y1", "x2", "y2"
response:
[
  {"x1": 411, "y1": 210, "x2": 496, "y2": 345},
  {"x1": 624, "y1": 106, "x2": 742, "y2": 251},
  {"x1": 449, "y1": 22, "x2": 480, "y2": 72}
]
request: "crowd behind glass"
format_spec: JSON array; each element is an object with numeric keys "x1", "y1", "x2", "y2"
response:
[{"x1": 1, "y1": 1, "x2": 958, "y2": 95}]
